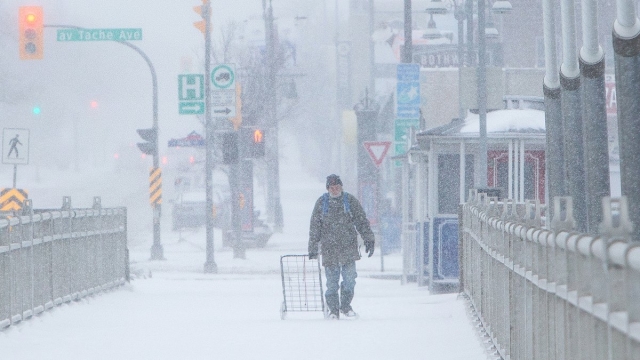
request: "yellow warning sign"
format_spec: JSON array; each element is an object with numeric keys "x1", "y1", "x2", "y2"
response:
[
  {"x1": 0, "y1": 188, "x2": 28, "y2": 211},
  {"x1": 149, "y1": 167, "x2": 162, "y2": 206}
]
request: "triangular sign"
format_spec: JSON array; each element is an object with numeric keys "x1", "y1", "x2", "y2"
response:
[{"x1": 363, "y1": 141, "x2": 392, "y2": 167}]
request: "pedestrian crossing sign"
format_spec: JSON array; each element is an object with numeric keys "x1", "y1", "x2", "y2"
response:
[{"x1": 2, "y1": 128, "x2": 30, "y2": 165}]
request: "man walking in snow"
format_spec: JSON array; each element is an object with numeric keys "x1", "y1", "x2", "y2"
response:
[{"x1": 308, "y1": 174, "x2": 375, "y2": 319}]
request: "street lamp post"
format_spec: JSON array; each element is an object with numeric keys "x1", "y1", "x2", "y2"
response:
[
  {"x1": 426, "y1": 0, "x2": 512, "y2": 188},
  {"x1": 46, "y1": 24, "x2": 164, "y2": 261}
]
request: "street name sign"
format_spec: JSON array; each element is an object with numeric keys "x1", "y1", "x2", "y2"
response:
[
  {"x1": 2, "y1": 128, "x2": 29, "y2": 165},
  {"x1": 57, "y1": 28, "x2": 143, "y2": 42},
  {"x1": 178, "y1": 74, "x2": 205, "y2": 115}
]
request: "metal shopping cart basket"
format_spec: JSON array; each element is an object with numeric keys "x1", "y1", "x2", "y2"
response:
[{"x1": 279, "y1": 255, "x2": 328, "y2": 320}]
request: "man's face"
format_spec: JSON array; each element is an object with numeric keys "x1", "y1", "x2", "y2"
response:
[{"x1": 328, "y1": 184, "x2": 342, "y2": 197}]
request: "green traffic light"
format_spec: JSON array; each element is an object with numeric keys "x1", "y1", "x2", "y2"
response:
[{"x1": 32, "y1": 106, "x2": 41, "y2": 115}]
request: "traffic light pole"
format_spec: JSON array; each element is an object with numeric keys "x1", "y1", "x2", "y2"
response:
[
  {"x1": 44, "y1": 24, "x2": 163, "y2": 260},
  {"x1": 202, "y1": 0, "x2": 218, "y2": 273},
  {"x1": 264, "y1": 0, "x2": 284, "y2": 232}
]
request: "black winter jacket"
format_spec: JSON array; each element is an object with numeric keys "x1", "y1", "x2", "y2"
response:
[{"x1": 308, "y1": 192, "x2": 375, "y2": 267}]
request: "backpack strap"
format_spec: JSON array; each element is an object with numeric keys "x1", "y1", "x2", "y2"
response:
[
  {"x1": 322, "y1": 192, "x2": 351, "y2": 217},
  {"x1": 322, "y1": 193, "x2": 329, "y2": 215},
  {"x1": 342, "y1": 192, "x2": 351, "y2": 216}
]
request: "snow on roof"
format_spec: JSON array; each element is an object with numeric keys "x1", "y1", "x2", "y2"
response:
[{"x1": 460, "y1": 109, "x2": 545, "y2": 134}]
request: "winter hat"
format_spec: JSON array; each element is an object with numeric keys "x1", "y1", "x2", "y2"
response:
[{"x1": 326, "y1": 174, "x2": 342, "y2": 189}]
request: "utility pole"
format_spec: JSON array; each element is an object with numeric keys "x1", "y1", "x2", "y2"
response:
[
  {"x1": 403, "y1": 0, "x2": 412, "y2": 64},
  {"x1": 264, "y1": 0, "x2": 283, "y2": 232},
  {"x1": 369, "y1": 0, "x2": 376, "y2": 93},
  {"x1": 477, "y1": 0, "x2": 488, "y2": 188},
  {"x1": 201, "y1": 0, "x2": 218, "y2": 273}
]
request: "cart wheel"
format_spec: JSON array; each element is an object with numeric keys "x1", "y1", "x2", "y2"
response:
[{"x1": 280, "y1": 301, "x2": 286, "y2": 320}]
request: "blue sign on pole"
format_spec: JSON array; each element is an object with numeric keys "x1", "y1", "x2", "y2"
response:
[
  {"x1": 397, "y1": 82, "x2": 421, "y2": 106},
  {"x1": 397, "y1": 63, "x2": 420, "y2": 82},
  {"x1": 395, "y1": 64, "x2": 421, "y2": 159},
  {"x1": 395, "y1": 65, "x2": 421, "y2": 118}
]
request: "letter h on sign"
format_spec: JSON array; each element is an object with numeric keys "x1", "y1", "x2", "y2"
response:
[{"x1": 179, "y1": 74, "x2": 204, "y2": 101}]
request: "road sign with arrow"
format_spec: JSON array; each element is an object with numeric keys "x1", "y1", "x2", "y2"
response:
[{"x1": 211, "y1": 64, "x2": 236, "y2": 118}]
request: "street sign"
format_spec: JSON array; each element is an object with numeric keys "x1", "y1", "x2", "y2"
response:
[
  {"x1": 179, "y1": 74, "x2": 205, "y2": 115},
  {"x1": 211, "y1": 89, "x2": 235, "y2": 106},
  {"x1": 363, "y1": 141, "x2": 391, "y2": 167},
  {"x1": 0, "y1": 188, "x2": 28, "y2": 211},
  {"x1": 168, "y1": 131, "x2": 205, "y2": 147},
  {"x1": 179, "y1": 102, "x2": 205, "y2": 115},
  {"x1": 2, "y1": 128, "x2": 29, "y2": 165},
  {"x1": 57, "y1": 28, "x2": 142, "y2": 42},
  {"x1": 396, "y1": 64, "x2": 421, "y2": 119},
  {"x1": 212, "y1": 64, "x2": 236, "y2": 118},
  {"x1": 397, "y1": 63, "x2": 420, "y2": 82},
  {"x1": 149, "y1": 167, "x2": 162, "y2": 206},
  {"x1": 395, "y1": 118, "x2": 420, "y2": 142},
  {"x1": 213, "y1": 106, "x2": 236, "y2": 117},
  {"x1": 211, "y1": 64, "x2": 236, "y2": 89}
]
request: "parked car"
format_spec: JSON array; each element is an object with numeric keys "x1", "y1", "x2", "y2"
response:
[
  {"x1": 171, "y1": 190, "x2": 231, "y2": 231},
  {"x1": 222, "y1": 210, "x2": 273, "y2": 248}
]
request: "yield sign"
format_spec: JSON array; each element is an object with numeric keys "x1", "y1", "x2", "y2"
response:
[{"x1": 363, "y1": 141, "x2": 391, "y2": 167}]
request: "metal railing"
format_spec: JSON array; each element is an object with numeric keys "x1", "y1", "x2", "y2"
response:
[
  {"x1": 461, "y1": 190, "x2": 640, "y2": 360},
  {"x1": 0, "y1": 197, "x2": 128, "y2": 330}
]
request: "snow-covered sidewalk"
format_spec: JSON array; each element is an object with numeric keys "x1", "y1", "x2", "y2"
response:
[
  {"x1": 0, "y1": 222, "x2": 486, "y2": 360},
  {"x1": 0, "y1": 133, "x2": 487, "y2": 359}
]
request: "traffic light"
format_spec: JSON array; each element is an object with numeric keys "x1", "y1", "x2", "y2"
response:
[
  {"x1": 222, "y1": 132, "x2": 239, "y2": 164},
  {"x1": 243, "y1": 128, "x2": 265, "y2": 158},
  {"x1": 137, "y1": 128, "x2": 157, "y2": 156},
  {"x1": 193, "y1": 0, "x2": 210, "y2": 35},
  {"x1": 19, "y1": 6, "x2": 43, "y2": 60},
  {"x1": 230, "y1": 83, "x2": 242, "y2": 130}
]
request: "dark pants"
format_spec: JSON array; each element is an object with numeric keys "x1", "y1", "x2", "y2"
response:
[{"x1": 324, "y1": 261, "x2": 357, "y2": 314}]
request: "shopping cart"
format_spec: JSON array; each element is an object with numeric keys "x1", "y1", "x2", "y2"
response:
[{"x1": 279, "y1": 255, "x2": 328, "y2": 320}]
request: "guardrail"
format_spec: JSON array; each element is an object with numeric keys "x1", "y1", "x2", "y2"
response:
[
  {"x1": 460, "y1": 190, "x2": 640, "y2": 360},
  {"x1": 0, "y1": 196, "x2": 128, "y2": 330}
]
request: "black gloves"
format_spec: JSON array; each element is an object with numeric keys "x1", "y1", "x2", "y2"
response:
[
  {"x1": 308, "y1": 252, "x2": 318, "y2": 260},
  {"x1": 365, "y1": 240, "x2": 374, "y2": 257}
]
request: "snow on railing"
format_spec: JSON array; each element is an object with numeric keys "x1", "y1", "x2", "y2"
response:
[
  {"x1": 0, "y1": 197, "x2": 128, "y2": 330},
  {"x1": 460, "y1": 189, "x2": 640, "y2": 360}
]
